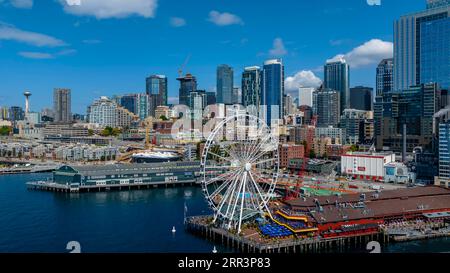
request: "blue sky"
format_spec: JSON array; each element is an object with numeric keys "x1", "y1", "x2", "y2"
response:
[{"x1": 0, "y1": 0, "x2": 425, "y2": 113}]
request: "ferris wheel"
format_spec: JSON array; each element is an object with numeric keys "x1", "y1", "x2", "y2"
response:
[{"x1": 200, "y1": 114, "x2": 279, "y2": 233}]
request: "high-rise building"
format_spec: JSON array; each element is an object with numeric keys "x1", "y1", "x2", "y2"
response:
[
  {"x1": 206, "y1": 92, "x2": 217, "y2": 106},
  {"x1": 393, "y1": 1, "x2": 450, "y2": 90},
  {"x1": 146, "y1": 75, "x2": 168, "y2": 116},
  {"x1": 8, "y1": 106, "x2": 24, "y2": 122},
  {"x1": 188, "y1": 90, "x2": 207, "y2": 120},
  {"x1": 299, "y1": 105, "x2": 313, "y2": 125},
  {"x1": 137, "y1": 94, "x2": 150, "y2": 120},
  {"x1": 88, "y1": 97, "x2": 138, "y2": 128},
  {"x1": 350, "y1": 86, "x2": 373, "y2": 111},
  {"x1": 120, "y1": 94, "x2": 138, "y2": 115},
  {"x1": 0, "y1": 107, "x2": 9, "y2": 120},
  {"x1": 313, "y1": 88, "x2": 340, "y2": 127},
  {"x1": 233, "y1": 87, "x2": 241, "y2": 104},
  {"x1": 242, "y1": 66, "x2": 262, "y2": 116},
  {"x1": 262, "y1": 59, "x2": 285, "y2": 125},
  {"x1": 374, "y1": 83, "x2": 443, "y2": 152},
  {"x1": 284, "y1": 94, "x2": 295, "y2": 116},
  {"x1": 340, "y1": 109, "x2": 374, "y2": 145},
  {"x1": 427, "y1": 0, "x2": 450, "y2": 8},
  {"x1": 324, "y1": 58, "x2": 350, "y2": 114},
  {"x1": 437, "y1": 121, "x2": 450, "y2": 188},
  {"x1": 298, "y1": 87, "x2": 315, "y2": 107},
  {"x1": 376, "y1": 58, "x2": 394, "y2": 96},
  {"x1": 53, "y1": 88, "x2": 72, "y2": 123},
  {"x1": 216, "y1": 65, "x2": 234, "y2": 105},
  {"x1": 177, "y1": 74, "x2": 197, "y2": 106}
]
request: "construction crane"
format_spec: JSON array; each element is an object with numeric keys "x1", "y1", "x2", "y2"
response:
[
  {"x1": 143, "y1": 117, "x2": 154, "y2": 150},
  {"x1": 178, "y1": 54, "x2": 191, "y2": 78}
]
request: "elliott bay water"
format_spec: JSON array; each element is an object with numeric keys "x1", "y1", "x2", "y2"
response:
[{"x1": 0, "y1": 173, "x2": 448, "y2": 253}]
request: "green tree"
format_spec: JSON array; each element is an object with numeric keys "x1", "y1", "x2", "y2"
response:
[
  {"x1": 88, "y1": 129, "x2": 94, "y2": 136},
  {"x1": 160, "y1": 115, "x2": 169, "y2": 121},
  {"x1": 309, "y1": 149, "x2": 316, "y2": 159},
  {"x1": 0, "y1": 126, "x2": 11, "y2": 136},
  {"x1": 100, "y1": 127, "x2": 111, "y2": 136},
  {"x1": 350, "y1": 145, "x2": 358, "y2": 152},
  {"x1": 112, "y1": 128, "x2": 122, "y2": 136}
]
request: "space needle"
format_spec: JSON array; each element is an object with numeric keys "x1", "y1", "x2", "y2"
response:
[{"x1": 24, "y1": 91, "x2": 31, "y2": 114}]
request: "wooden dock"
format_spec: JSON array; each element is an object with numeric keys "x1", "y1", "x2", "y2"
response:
[
  {"x1": 185, "y1": 216, "x2": 389, "y2": 253},
  {"x1": 27, "y1": 179, "x2": 199, "y2": 193}
]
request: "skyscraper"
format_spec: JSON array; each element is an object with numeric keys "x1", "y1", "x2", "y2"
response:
[
  {"x1": 216, "y1": 65, "x2": 234, "y2": 105},
  {"x1": 242, "y1": 66, "x2": 262, "y2": 116},
  {"x1": 374, "y1": 83, "x2": 442, "y2": 152},
  {"x1": 376, "y1": 58, "x2": 394, "y2": 96},
  {"x1": 313, "y1": 88, "x2": 340, "y2": 127},
  {"x1": 53, "y1": 88, "x2": 72, "y2": 123},
  {"x1": 350, "y1": 86, "x2": 373, "y2": 111},
  {"x1": 120, "y1": 94, "x2": 138, "y2": 115},
  {"x1": 324, "y1": 58, "x2": 350, "y2": 114},
  {"x1": 262, "y1": 59, "x2": 285, "y2": 125},
  {"x1": 8, "y1": 106, "x2": 24, "y2": 122},
  {"x1": 205, "y1": 92, "x2": 217, "y2": 106},
  {"x1": 233, "y1": 87, "x2": 241, "y2": 104},
  {"x1": 177, "y1": 74, "x2": 197, "y2": 106},
  {"x1": 146, "y1": 75, "x2": 168, "y2": 116},
  {"x1": 393, "y1": 1, "x2": 450, "y2": 90},
  {"x1": 438, "y1": 121, "x2": 450, "y2": 188},
  {"x1": 188, "y1": 90, "x2": 207, "y2": 120}
]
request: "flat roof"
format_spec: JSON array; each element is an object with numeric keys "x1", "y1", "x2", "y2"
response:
[
  {"x1": 286, "y1": 186, "x2": 450, "y2": 224},
  {"x1": 286, "y1": 186, "x2": 450, "y2": 209},
  {"x1": 58, "y1": 161, "x2": 202, "y2": 176}
]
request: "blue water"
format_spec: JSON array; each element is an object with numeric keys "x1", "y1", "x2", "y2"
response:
[
  {"x1": 0, "y1": 173, "x2": 216, "y2": 253},
  {"x1": 0, "y1": 173, "x2": 448, "y2": 253}
]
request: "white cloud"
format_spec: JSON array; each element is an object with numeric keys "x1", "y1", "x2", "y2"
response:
[
  {"x1": 208, "y1": 10, "x2": 243, "y2": 26},
  {"x1": 10, "y1": 0, "x2": 33, "y2": 9},
  {"x1": 269, "y1": 38, "x2": 287, "y2": 57},
  {"x1": 285, "y1": 70, "x2": 322, "y2": 92},
  {"x1": 18, "y1": 51, "x2": 54, "y2": 59},
  {"x1": 18, "y1": 48, "x2": 76, "y2": 59},
  {"x1": 59, "y1": 0, "x2": 158, "y2": 19},
  {"x1": 0, "y1": 24, "x2": 67, "y2": 47},
  {"x1": 170, "y1": 17, "x2": 186, "y2": 27},
  {"x1": 57, "y1": 48, "x2": 77, "y2": 56},
  {"x1": 328, "y1": 39, "x2": 393, "y2": 68}
]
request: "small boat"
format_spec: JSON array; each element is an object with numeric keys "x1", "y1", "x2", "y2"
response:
[
  {"x1": 212, "y1": 246, "x2": 217, "y2": 253},
  {"x1": 172, "y1": 226, "x2": 176, "y2": 233}
]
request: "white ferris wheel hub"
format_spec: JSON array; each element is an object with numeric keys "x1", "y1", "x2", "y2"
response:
[{"x1": 244, "y1": 162, "x2": 252, "y2": 172}]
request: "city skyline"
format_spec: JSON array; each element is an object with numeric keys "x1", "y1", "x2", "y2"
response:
[{"x1": 0, "y1": 0, "x2": 426, "y2": 113}]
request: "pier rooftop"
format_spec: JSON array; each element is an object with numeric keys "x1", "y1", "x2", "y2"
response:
[{"x1": 284, "y1": 186, "x2": 450, "y2": 225}]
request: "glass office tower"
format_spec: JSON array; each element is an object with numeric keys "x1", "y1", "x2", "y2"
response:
[
  {"x1": 394, "y1": 1, "x2": 449, "y2": 90},
  {"x1": 216, "y1": 65, "x2": 234, "y2": 105},
  {"x1": 324, "y1": 58, "x2": 350, "y2": 114},
  {"x1": 262, "y1": 59, "x2": 284, "y2": 126}
]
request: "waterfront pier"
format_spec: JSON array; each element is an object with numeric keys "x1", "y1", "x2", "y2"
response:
[{"x1": 185, "y1": 215, "x2": 387, "y2": 253}]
